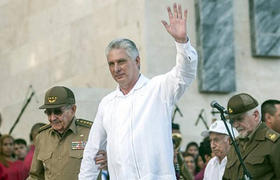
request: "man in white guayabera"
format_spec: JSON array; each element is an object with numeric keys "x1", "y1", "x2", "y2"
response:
[
  {"x1": 203, "y1": 120, "x2": 238, "y2": 180},
  {"x1": 79, "y1": 3, "x2": 198, "y2": 180}
]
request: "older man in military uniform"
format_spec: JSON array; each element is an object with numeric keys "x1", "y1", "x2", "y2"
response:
[
  {"x1": 27, "y1": 86, "x2": 101, "y2": 180},
  {"x1": 223, "y1": 93, "x2": 280, "y2": 180}
]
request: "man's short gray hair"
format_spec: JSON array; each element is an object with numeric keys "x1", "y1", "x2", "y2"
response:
[
  {"x1": 105, "y1": 38, "x2": 139, "y2": 61},
  {"x1": 245, "y1": 105, "x2": 261, "y2": 122}
]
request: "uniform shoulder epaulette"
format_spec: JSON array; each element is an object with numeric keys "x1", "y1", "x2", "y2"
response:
[
  {"x1": 266, "y1": 129, "x2": 280, "y2": 143},
  {"x1": 38, "y1": 124, "x2": 52, "y2": 133},
  {"x1": 75, "y1": 119, "x2": 93, "y2": 128}
]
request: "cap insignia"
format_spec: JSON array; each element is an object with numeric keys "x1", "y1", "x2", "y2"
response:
[
  {"x1": 48, "y1": 96, "x2": 57, "y2": 103},
  {"x1": 228, "y1": 108, "x2": 233, "y2": 113}
]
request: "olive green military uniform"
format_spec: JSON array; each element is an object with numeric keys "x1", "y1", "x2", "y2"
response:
[
  {"x1": 27, "y1": 118, "x2": 101, "y2": 180},
  {"x1": 223, "y1": 123, "x2": 280, "y2": 180}
]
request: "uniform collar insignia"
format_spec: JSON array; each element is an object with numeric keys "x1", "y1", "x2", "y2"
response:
[{"x1": 269, "y1": 133, "x2": 276, "y2": 141}]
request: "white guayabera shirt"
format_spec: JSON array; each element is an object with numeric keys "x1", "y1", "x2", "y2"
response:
[
  {"x1": 204, "y1": 156, "x2": 227, "y2": 180},
  {"x1": 79, "y1": 41, "x2": 198, "y2": 180}
]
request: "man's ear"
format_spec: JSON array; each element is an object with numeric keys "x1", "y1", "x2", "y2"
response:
[
  {"x1": 253, "y1": 110, "x2": 260, "y2": 122},
  {"x1": 264, "y1": 113, "x2": 273, "y2": 124},
  {"x1": 226, "y1": 136, "x2": 231, "y2": 144},
  {"x1": 71, "y1": 105, "x2": 77, "y2": 114},
  {"x1": 136, "y1": 56, "x2": 140, "y2": 70}
]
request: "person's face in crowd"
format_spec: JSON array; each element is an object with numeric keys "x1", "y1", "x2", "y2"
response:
[
  {"x1": 266, "y1": 104, "x2": 280, "y2": 133},
  {"x1": 187, "y1": 145, "x2": 199, "y2": 158},
  {"x1": 196, "y1": 155, "x2": 204, "y2": 169},
  {"x1": 184, "y1": 155, "x2": 196, "y2": 174},
  {"x1": 107, "y1": 48, "x2": 140, "y2": 91},
  {"x1": 2, "y1": 137, "x2": 14, "y2": 157},
  {"x1": 209, "y1": 132, "x2": 230, "y2": 161},
  {"x1": 232, "y1": 110, "x2": 260, "y2": 138},
  {"x1": 14, "y1": 143, "x2": 28, "y2": 160},
  {"x1": 45, "y1": 105, "x2": 76, "y2": 134}
]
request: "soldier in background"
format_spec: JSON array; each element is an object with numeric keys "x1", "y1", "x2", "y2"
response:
[
  {"x1": 223, "y1": 93, "x2": 280, "y2": 179},
  {"x1": 261, "y1": 99, "x2": 280, "y2": 133},
  {"x1": 27, "y1": 86, "x2": 101, "y2": 180}
]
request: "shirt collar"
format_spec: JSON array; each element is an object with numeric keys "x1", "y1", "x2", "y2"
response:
[
  {"x1": 51, "y1": 117, "x2": 77, "y2": 135},
  {"x1": 115, "y1": 74, "x2": 149, "y2": 97},
  {"x1": 247, "y1": 121, "x2": 262, "y2": 141},
  {"x1": 214, "y1": 156, "x2": 227, "y2": 165}
]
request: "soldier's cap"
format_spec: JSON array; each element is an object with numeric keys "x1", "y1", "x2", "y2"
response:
[
  {"x1": 227, "y1": 93, "x2": 258, "y2": 119},
  {"x1": 39, "y1": 86, "x2": 75, "y2": 109},
  {"x1": 201, "y1": 120, "x2": 238, "y2": 137}
]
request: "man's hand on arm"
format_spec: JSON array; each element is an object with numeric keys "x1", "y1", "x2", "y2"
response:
[
  {"x1": 94, "y1": 150, "x2": 108, "y2": 170},
  {"x1": 161, "y1": 3, "x2": 188, "y2": 43}
]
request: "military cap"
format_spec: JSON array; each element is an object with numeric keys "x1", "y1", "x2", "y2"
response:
[
  {"x1": 227, "y1": 93, "x2": 258, "y2": 119},
  {"x1": 39, "y1": 86, "x2": 75, "y2": 109}
]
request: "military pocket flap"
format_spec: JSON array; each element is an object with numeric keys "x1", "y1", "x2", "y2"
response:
[
  {"x1": 246, "y1": 156, "x2": 264, "y2": 165},
  {"x1": 69, "y1": 150, "x2": 83, "y2": 159},
  {"x1": 38, "y1": 152, "x2": 52, "y2": 161}
]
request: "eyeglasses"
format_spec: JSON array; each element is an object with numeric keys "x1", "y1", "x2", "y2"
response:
[{"x1": 44, "y1": 108, "x2": 65, "y2": 116}]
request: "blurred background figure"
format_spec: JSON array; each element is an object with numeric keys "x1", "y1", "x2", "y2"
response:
[
  {"x1": 0, "y1": 135, "x2": 28, "y2": 180},
  {"x1": 184, "y1": 141, "x2": 202, "y2": 174},
  {"x1": 183, "y1": 153, "x2": 196, "y2": 176},
  {"x1": 184, "y1": 142, "x2": 199, "y2": 159},
  {"x1": 0, "y1": 112, "x2": 2, "y2": 137},
  {"x1": 14, "y1": 139, "x2": 28, "y2": 161},
  {"x1": 194, "y1": 137, "x2": 212, "y2": 180},
  {"x1": 24, "y1": 122, "x2": 46, "y2": 172},
  {"x1": 172, "y1": 123, "x2": 193, "y2": 180},
  {"x1": 195, "y1": 155, "x2": 204, "y2": 175},
  {"x1": 261, "y1": 99, "x2": 280, "y2": 133}
]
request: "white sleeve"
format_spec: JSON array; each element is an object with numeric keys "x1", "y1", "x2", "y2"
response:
[
  {"x1": 157, "y1": 39, "x2": 198, "y2": 105},
  {"x1": 79, "y1": 103, "x2": 107, "y2": 180}
]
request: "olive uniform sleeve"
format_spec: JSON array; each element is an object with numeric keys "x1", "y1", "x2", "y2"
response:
[
  {"x1": 26, "y1": 134, "x2": 45, "y2": 180},
  {"x1": 267, "y1": 130, "x2": 280, "y2": 179}
]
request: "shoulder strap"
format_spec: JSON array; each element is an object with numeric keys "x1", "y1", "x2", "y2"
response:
[
  {"x1": 266, "y1": 129, "x2": 280, "y2": 143},
  {"x1": 75, "y1": 119, "x2": 93, "y2": 128},
  {"x1": 38, "y1": 124, "x2": 51, "y2": 133}
]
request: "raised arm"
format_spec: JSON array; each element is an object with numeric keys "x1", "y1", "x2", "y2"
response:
[
  {"x1": 161, "y1": 3, "x2": 188, "y2": 43},
  {"x1": 155, "y1": 3, "x2": 197, "y2": 106}
]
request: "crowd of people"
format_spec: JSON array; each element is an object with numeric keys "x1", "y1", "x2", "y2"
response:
[
  {"x1": 0, "y1": 2, "x2": 280, "y2": 180},
  {"x1": 0, "y1": 123, "x2": 46, "y2": 179},
  {"x1": 172, "y1": 95, "x2": 280, "y2": 180},
  {"x1": 1, "y1": 95, "x2": 279, "y2": 180}
]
